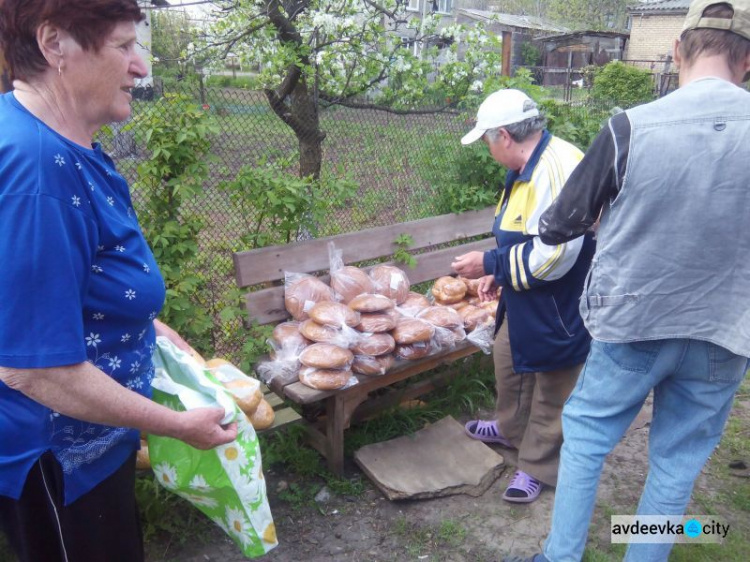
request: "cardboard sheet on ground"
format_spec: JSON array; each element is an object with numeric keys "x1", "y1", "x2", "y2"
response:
[{"x1": 354, "y1": 416, "x2": 505, "y2": 500}]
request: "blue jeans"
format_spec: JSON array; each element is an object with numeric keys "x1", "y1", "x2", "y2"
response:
[{"x1": 543, "y1": 338, "x2": 748, "y2": 562}]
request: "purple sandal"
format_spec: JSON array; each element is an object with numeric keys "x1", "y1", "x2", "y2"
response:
[
  {"x1": 464, "y1": 420, "x2": 515, "y2": 448},
  {"x1": 502, "y1": 470, "x2": 543, "y2": 503}
]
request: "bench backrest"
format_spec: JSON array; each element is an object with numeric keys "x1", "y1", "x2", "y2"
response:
[{"x1": 233, "y1": 206, "x2": 497, "y2": 325}]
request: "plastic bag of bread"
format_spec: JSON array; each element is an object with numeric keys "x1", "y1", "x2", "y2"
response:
[
  {"x1": 348, "y1": 293, "x2": 395, "y2": 313},
  {"x1": 467, "y1": 321, "x2": 496, "y2": 355},
  {"x1": 395, "y1": 341, "x2": 434, "y2": 361},
  {"x1": 149, "y1": 337, "x2": 277, "y2": 558},
  {"x1": 205, "y1": 358, "x2": 263, "y2": 417},
  {"x1": 396, "y1": 291, "x2": 432, "y2": 317},
  {"x1": 284, "y1": 271, "x2": 335, "y2": 321},
  {"x1": 416, "y1": 306, "x2": 463, "y2": 330},
  {"x1": 356, "y1": 311, "x2": 397, "y2": 333},
  {"x1": 369, "y1": 264, "x2": 410, "y2": 304},
  {"x1": 391, "y1": 317, "x2": 435, "y2": 345},
  {"x1": 298, "y1": 366, "x2": 356, "y2": 390},
  {"x1": 431, "y1": 276, "x2": 467, "y2": 305},
  {"x1": 299, "y1": 343, "x2": 354, "y2": 370},
  {"x1": 308, "y1": 301, "x2": 361, "y2": 328},
  {"x1": 352, "y1": 354, "x2": 394, "y2": 376},
  {"x1": 271, "y1": 321, "x2": 309, "y2": 353},
  {"x1": 459, "y1": 304, "x2": 492, "y2": 332},
  {"x1": 351, "y1": 332, "x2": 396, "y2": 356},
  {"x1": 328, "y1": 242, "x2": 374, "y2": 303},
  {"x1": 458, "y1": 276, "x2": 482, "y2": 297}
]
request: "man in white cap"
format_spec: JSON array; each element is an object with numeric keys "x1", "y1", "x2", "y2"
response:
[
  {"x1": 503, "y1": 1, "x2": 750, "y2": 561},
  {"x1": 452, "y1": 89, "x2": 596, "y2": 503}
]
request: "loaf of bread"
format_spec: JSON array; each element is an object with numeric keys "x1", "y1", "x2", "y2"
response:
[
  {"x1": 416, "y1": 306, "x2": 463, "y2": 329},
  {"x1": 395, "y1": 342, "x2": 432, "y2": 360},
  {"x1": 224, "y1": 380, "x2": 263, "y2": 415},
  {"x1": 248, "y1": 398, "x2": 275, "y2": 430},
  {"x1": 351, "y1": 332, "x2": 396, "y2": 356},
  {"x1": 205, "y1": 357, "x2": 232, "y2": 369},
  {"x1": 480, "y1": 300, "x2": 499, "y2": 319},
  {"x1": 298, "y1": 368, "x2": 352, "y2": 390},
  {"x1": 299, "y1": 319, "x2": 344, "y2": 344},
  {"x1": 431, "y1": 276, "x2": 467, "y2": 305},
  {"x1": 272, "y1": 321, "x2": 309, "y2": 348},
  {"x1": 348, "y1": 293, "x2": 395, "y2": 313},
  {"x1": 285, "y1": 275, "x2": 335, "y2": 321},
  {"x1": 299, "y1": 343, "x2": 354, "y2": 369},
  {"x1": 330, "y1": 266, "x2": 374, "y2": 303},
  {"x1": 357, "y1": 312, "x2": 397, "y2": 333},
  {"x1": 352, "y1": 354, "x2": 394, "y2": 376},
  {"x1": 136, "y1": 440, "x2": 151, "y2": 470},
  {"x1": 459, "y1": 305, "x2": 491, "y2": 332},
  {"x1": 400, "y1": 291, "x2": 431, "y2": 314},
  {"x1": 448, "y1": 300, "x2": 470, "y2": 311},
  {"x1": 309, "y1": 301, "x2": 361, "y2": 328},
  {"x1": 369, "y1": 265, "x2": 410, "y2": 304},
  {"x1": 459, "y1": 276, "x2": 482, "y2": 297},
  {"x1": 392, "y1": 317, "x2": 435, "y2": 344}
]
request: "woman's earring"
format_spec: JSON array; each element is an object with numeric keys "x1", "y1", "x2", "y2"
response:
[{"x1": 58, "y1": 62, "x2": 62, "y2": 77}]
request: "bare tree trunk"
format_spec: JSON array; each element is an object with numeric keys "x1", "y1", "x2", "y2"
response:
[{"x1": 291, "y1": 81, "x2": 325, "y2": 180}]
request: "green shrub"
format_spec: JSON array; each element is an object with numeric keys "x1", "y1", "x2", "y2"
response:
[
  {"x1": 131, "y1": 94, "x2": 219, "y2": 351},
  {"x1": 591, "y1": 61, "x2": 655, "y2": 108}
]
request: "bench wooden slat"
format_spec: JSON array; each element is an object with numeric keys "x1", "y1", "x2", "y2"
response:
[
  {"x1": 243, "y1": 237, "x2": 498, "y2": 325},
  {"x1": 233, "y1": 207, "x2": 496, "y2": 288}
]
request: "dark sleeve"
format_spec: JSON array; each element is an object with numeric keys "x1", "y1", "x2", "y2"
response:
[{"x1": 539, "y1": 111, "x2": 631, "y2": 245}]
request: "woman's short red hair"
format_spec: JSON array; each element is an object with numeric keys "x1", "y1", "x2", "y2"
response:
[{"x1": 0, "y1": 0, "x2": 145, "y2": 81}]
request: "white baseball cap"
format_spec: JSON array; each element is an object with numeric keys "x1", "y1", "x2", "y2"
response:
[{"x1": 460, "y1": 89, "x2": 540, "y2": 145}]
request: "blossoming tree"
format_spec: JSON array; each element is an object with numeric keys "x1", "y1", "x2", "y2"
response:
[{"x1": 202, "y1": 0, "x2": 502, "y2": 178}]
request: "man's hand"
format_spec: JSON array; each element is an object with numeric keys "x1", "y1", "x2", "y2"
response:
[
  {"x1": 451, "y1": 251, "x2": 486, "y2": 278},
  {"x1": 477, "y1": 275, "x2": 498, "y2": 303}
]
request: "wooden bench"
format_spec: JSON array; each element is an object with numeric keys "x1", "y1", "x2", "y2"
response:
[{"x1": 233, "y1": 206, "x2": 497, "y2": 474}]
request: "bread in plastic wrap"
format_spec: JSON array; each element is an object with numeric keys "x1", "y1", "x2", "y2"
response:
[
  {"x1": 299, "y1": 343, "x2": 354, "y2": 370},
  {"x1": 284, "y1": 272, "x2": 335, "y2": 321},
  {"x1": 431, "y1": 276, "x2": 467, "y2": 305},
  {"x1": 351, "y1": 332, "x2": 396, "y2": 356},
  {"x1": 356, "y1": 312, "x2": 397, "y2": 333},
  {"x1": 369, "y1": 264, "x2": 410, "y2": 304}
]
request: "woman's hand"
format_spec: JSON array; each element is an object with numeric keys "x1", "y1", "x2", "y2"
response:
[
  {"x1": 451, "y1": 251, "x2": 486, "y2": 279},
  {"x1": 154, "y1": 319, "x2": 192, "y2": 353},
  {"x1": 175, "y1": 408, "x2": 238, "y2": 449}
]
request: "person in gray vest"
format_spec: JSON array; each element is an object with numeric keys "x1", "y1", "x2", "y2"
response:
[{"x1": 502, "y1": 1, "x2": 750, "y2": 561}]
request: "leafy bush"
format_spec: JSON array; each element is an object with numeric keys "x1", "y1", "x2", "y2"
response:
[
  {"x1": 592, "y1": 61, "x2": 655, "y2": 108},
  {"x1": 131, "y1": 94, "x2": 219, "y2": 351},
  {"x1": 435, "y1": 141, "x2": 505, "y2": 214},
  {"x1": 219, "y1": 156, "x2": 358, "y2": 248},
  {"x1": 542, "y1": 98, "x2": 611, "y2": 151}
]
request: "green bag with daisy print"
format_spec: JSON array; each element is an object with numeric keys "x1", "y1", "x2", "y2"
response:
[{"x1": 148, "y1": 337, "x2": 278, "y2": 557}]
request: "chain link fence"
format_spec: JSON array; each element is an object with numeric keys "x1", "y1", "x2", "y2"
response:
[{"x1": 102, "y1": 81, "x2": 612, "y2": 360}]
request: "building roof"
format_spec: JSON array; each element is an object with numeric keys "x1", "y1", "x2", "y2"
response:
[
  {"x1": 627, "y1": 0, "x2": 690, "y2": 13},
  {"x1": 458, "y1": 9, "x2": 570, "y2": 34},
  {"x1": 536, "y1": 30, "x2": 630, "y2": 43}
]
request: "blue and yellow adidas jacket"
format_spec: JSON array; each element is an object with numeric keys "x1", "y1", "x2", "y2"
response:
[{"x1": 482, "y1": 130, "x2": 596, "y2": 373}]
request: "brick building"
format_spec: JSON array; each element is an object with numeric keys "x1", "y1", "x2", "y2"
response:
[{"x1": 626, "y1": 0, "x2": 690, "y2": 61}]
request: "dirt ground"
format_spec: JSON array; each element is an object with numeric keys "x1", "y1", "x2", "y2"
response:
[
  {"x1": 147, "y1": 393, "x2": 680, "y2": 562},
  {"x1": 146, "y1": 384, "x2": 750, "y2": 562}
]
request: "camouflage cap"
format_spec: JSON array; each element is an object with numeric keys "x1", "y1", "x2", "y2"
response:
[{"x1": 683, "y1": 0, "x2": 750, "y2": 41}]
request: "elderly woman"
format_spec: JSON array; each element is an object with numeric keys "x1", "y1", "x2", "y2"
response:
[
  {"x1": 452, "y1": 89, "x2": 596, "y2": 504},
  {"x1": 0, "y1": 2, "x2": 237, "y2": 560}
]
